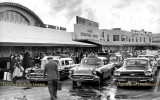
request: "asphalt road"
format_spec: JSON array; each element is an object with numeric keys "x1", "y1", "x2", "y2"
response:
[{"x1": 0, "y1": 70, "x2": 160, "y2": 100}]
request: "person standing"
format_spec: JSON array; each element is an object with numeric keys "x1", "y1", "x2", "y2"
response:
[{"x1": 44, "y1": 57, "x2": 59, "y2": 100}]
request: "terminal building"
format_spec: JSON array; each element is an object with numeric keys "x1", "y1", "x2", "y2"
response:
[
  {"x1": 0, "y1": 2, "x2": 96, "y2": 58},
  {"x1": 0, "y1": 2, "x2": 160, "y2": 71}
]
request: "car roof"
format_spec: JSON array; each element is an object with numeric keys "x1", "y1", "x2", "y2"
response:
[
  {"x1": 125, "y1": 57, "x2": 150, "y2": 60},
  {"x1": 138, "y1": 55, "x2": 155, "y2": 57},
  {"x1": 41, "y1": 56, "x2": 72, "y2": 61},
  {"x1": 98, "y1": 57, "x2": 107, "y2": 59}
]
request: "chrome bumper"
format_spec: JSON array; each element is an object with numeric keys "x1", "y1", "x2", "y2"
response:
[{"x1": 69, "y1": 75, "x2": 100, "y2": 82}]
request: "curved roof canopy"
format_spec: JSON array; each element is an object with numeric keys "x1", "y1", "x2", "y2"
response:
[{"x1": 0, "y1": 2, "x2": 44, "y2": 26}]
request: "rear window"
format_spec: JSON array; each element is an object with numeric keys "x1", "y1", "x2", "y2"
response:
[
  {"x1": 125, "y1": 59, "x2": 148, "y2": 67},
  {"x1": 81, "y1": 59, "x2": 102, "y2": 65}
]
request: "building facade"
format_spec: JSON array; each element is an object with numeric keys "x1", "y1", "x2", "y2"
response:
[{"x1": 0, "y1": 2, "x2": 96, "y2": 58}]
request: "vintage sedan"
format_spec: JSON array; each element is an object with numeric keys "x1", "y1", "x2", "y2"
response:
[
  {"x1": 25, "y1": 56, "x2": 77, "y2": 82},
  {"x1": 69, "y1": 55, "x2": 113, "y2": 85},
  {"x1": 138, "y1": 54, "x2": 158, "y2": 72},
  {"x1": 113, "y1": 58, "x2": 156, "y2": 87},
  {"x1": 109, "y1": 53, "x2": 123, "y2": 69}
]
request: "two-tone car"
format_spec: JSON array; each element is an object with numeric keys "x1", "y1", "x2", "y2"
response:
[
  {"x1": 138, "y1": 54, "x2": 158, "y2": 72},
  {"x1": 69, "y1": 55, "x2": 113, "y2": 85},
  {"x1": 114, "y1": 58, "x2": 156, "y2": 87},
  {"x1": 25, "y1": 56, "x2": 77, "y2": 82}
]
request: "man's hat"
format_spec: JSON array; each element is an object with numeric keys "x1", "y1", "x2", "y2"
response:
[{"x1": 47, "y1": 56, "x2": 53, "y2": 60}]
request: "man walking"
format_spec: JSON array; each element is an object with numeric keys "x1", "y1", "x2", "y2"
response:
[{"x1": 44, "y1": 57, "x2": 59, "y2": 100}]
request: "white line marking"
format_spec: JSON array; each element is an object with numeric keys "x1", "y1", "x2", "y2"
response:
[{"x1": 154, "y1": 70, "x2": 160, "y2": 93}]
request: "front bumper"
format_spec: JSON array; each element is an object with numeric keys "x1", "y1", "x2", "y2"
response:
[
  {"x1": 69, "y1": 75, "x2": 100, "y2": 82},
  {"x1": 25, "y1": 74, "x2": 47, "y2": 82},
  {"x1": 113, "y1": 77, "x2": 154, "y2": 85}
]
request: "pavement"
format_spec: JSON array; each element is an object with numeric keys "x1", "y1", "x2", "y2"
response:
[
  {"x1": 0, "y1": 79, "x2": 80, "y2": 100},
  {"x1": 1, "y1": 70, "x2": 160, "y2": 100}
]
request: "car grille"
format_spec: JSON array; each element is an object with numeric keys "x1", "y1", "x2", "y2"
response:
[
  {"x1": 120, "y1": 72, "x2": 145, "y2": 77},
  {"x1": 118, "y1": 77, "x2": 149, "y2": 82},
  {"x1": 72, "y1": 75, "x2": 94, "y2": 79},
  {"x1": 27, "y1": 74, "x2": 45, "y2": 78}
]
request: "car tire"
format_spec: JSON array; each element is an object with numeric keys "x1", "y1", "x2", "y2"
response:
[{"x1": 72, "y1": 81, "x2": 77, "y2": 86}]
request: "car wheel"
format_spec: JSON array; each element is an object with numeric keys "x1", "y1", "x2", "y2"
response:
[{"x1": 72, "y1": 81, "x2": 77, "y2": 86}]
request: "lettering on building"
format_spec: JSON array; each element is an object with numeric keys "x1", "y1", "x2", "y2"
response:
[
  {"x1": 76, "y1": 16, "x2": 99, "y2": 28},
  {"x1": 34, "y1": 22, "x2": 66, "y2": 31}
]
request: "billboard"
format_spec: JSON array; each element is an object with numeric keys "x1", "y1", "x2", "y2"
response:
[
  {"x1": 74, "y1": 16, "x2": 100, "y2": 41},
  {"x1": 76, "y1": 16, "x2": 99, "y2": 28}
]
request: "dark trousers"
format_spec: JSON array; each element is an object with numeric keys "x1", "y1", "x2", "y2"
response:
[
  {"x1": 48, "y1": 79, "x2": 58, "y2": 100},
  {"x1": 13, "y1": 76, "x2": 22, "y2": 83}
]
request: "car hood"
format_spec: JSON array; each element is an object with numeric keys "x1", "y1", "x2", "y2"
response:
[
  {"x1": 73, "y1": 65, "x2": 100, "y2": 75},
  {"x1": 117, "y1": 66, "x2": 150, "y2": 72}
]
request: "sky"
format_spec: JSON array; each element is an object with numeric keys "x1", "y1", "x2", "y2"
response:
[{"x1": 0, "y1": 0, "x2": 160, "y2": 33}]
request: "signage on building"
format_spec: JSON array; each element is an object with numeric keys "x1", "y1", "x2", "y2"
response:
[
  {"x1": 74, "y1": 24, "x2": 100, "y2": 41},
  {"x1": 34, "y1": 22, "x2": 66, "y2": 31},
  {"x1": 131, "y1": 29, "x2": 152, "y2": 34},
  {"x1": 76, "y1": 16, "x2": 99, "y2": 28},
  {"x1": 73, "y1": 16, "x2": 100, "y2": 41}
]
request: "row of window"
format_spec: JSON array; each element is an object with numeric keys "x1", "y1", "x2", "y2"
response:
[
  {"x1": 0, "y1": 10, "x2": 29, "y2": 25},
  {"x1": 112, "y1": 35, "x2": 152, "y2": 42}
]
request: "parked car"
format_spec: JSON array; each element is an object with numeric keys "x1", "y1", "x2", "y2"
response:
[
  {"x1": 109, "y1": 53, "x2": 123, "y2": 69},
  {"x1": 69, "y1": 55, "x2": 113, "y2": 85},
  {"x1": 138, "y1": 55, "x2": 158, "y2": 71},
  {"x1": 113, "y1": 58, "x2": 157, "y2": 87},
  {"x1": 25, "y1": 56, "x2": 78, "y2": 82}
]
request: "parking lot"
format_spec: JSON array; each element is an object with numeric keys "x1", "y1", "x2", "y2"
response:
[{"x1": 0, "y1": 69, "x2": 160, "y2": 100}]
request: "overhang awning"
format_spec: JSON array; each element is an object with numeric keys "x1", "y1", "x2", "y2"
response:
[
  {"x1": 0, "y1": 42, "x2": 96, "y2": 47},
  {"x1": 0, "y1": 22, "x2": 96, "y2": 47},
  {"x1": 86, "y1": 40, "x2": 118, "y2": 46}
]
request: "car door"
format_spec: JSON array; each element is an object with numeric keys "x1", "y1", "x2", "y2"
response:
[
  {"x1": 102, "y1": 59, "x2": 111, "y2": 78},
  {"x1": 59, "y1": 60, "x2": 68, "y2": 78}
]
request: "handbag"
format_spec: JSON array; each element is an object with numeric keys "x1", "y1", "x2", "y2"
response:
[
  {"x1": 57, "y1": 81, "x2": 62, "y2": 90},
  {"x1": 3, "y1": 72, "x2": 12, "y2": 81}
]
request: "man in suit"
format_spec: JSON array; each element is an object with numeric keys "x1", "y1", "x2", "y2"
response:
[{"x1": 44, "y1": 56, "x2": 59, "y2": 100}]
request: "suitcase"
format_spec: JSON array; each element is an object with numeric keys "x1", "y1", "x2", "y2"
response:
[
  {"x1": 3, "y1": 72, "x2": 12, "y2": 81},
  {"x1": 57, "y1": 81, "x2": 62, "y2": 90}
]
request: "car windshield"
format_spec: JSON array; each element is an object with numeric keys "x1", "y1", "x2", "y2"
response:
[
  {"x1": 110, "y1": 56, "x2": 118, "y2": 62},
  {"x1": 81, "y1": 59, "x2": 102, "y2": 65},
  {"x1": 125, "y1": 59, "x2": 148, "y2": 67}
]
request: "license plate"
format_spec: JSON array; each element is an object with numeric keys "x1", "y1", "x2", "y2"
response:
[
  {"x1": 130, "y1": 81, "x2": 136, "y2": 84},
  {"x1": 80, "y1": 77, "x2": 84, "y2": 80}
]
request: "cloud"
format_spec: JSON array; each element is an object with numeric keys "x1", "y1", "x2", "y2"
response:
[
  {"x1": 46, "y1": 0, "x2": 83, "y2": 21},
  {"x1": 0, "y1": 0, "x2": 160, "y2": 33}
]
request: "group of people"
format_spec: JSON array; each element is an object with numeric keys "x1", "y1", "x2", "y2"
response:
[{"x1": 9, "y1": 52, "x2": 31, "y2": 83}]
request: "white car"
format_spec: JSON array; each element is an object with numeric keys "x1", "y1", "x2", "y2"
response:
[{"x1": 25, "y1": 56, "x2": 78, "y2": 82}]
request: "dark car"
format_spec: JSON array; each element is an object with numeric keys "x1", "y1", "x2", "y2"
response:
[
  {"x1": 113, "y1": 58, "x2": 156, "y2": 87},
  {"x1": 69, "y1": 55, "x2": 113, "y2": 85}
]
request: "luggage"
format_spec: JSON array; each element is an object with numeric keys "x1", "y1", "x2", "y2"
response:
[
  {"x1": 3, "y1": 72, "x2": 12, "y2": 81},
  {"x1": 57, "y1": 81, "x2": 62, "y2": 90}
]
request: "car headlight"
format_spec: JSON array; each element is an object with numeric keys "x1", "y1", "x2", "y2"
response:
[
  {"x1": 25, "y1": 70, "x2": 29, "y2": 73},
  {"x1": 114, "y1": 71, "x2": 121, "y2": 76},
  {"x1": 92, "y1": 70, "x2": 97, "y2": 75},
  {"x1": 69, "y1": 70, "x2": 74, "y2": 74},
  {"x1": 145, "y1": 71, "x2": 152, "y2": 76}
]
